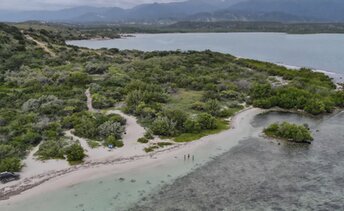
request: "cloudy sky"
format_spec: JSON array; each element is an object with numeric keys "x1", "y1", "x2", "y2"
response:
[{"x1": 0, "y1": 0, "x2": 185, "y2": 10}]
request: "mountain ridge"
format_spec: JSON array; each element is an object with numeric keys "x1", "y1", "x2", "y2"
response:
[{"x1": 1, "y1": 0, "x2": 344, "y2": 23}]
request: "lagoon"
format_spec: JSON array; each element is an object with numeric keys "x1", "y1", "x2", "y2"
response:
[{"x1": 68, "y1": 32, "x2": 344, "y2": 80}]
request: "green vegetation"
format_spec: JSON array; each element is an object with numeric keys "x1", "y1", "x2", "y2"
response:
[
  {"x1": 144, "y1": 142, "x2": 173, "y2": 153},
  {"x1": 62, "y1": 112, "x2": 126, "y2": 142},
  {"x1": 0, "y1": 23, "x2": 342, "y2": 172},
  {"x1": 65, "y1": 144, "x2": 86, "y2": 164},
  {"x1": 174, "y1": 119, "x2": 229, "y2": 143},
  {"x1": 137, "y1": 137, "x2": 149, "y2": 144},
  {"x1": 237, "y1": 59, "x2": 340, "y2": 115},
  {"x1": 264, "y1": 122, "x2": 313, "y2": 143}
]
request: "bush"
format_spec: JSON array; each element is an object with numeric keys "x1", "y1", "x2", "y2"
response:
[
  {"x1": 205, "y1": 100, "x2": 221, "y2": 116},
  {"x1": 197, "y1": 113, "x2": 217, "y2": 130},
  {"x1": 98, "y1": 121, "x2": 125, "y2": 140},
  {"x1": 191, "y1": 101, "x2": 206, "y2": 111},
  {"x1": 114, "y1": 140, "x2": 124, "y2": 148},
  {"x1": 144, "y1": 130, "x2": 154, "y2": 140},
  {"x1": 162, "y1": 109, "x2": 188, "y2": 131},
  {"x1": 65, "y1": 144, "x2": 85, "y2": 163},
  {"x1": 0, "y1": 157, "x2": 22, "y2": 172},
  {"x1": 105, "y1": 135, "x2": 124, "y2": 148},
  {"x1": 304, "y1": 100, "x2": 326, "y2": 115},
  {"x1": 144, "y1": 146, "x2": 159, "y2": 153},
  {"x1": 35, "y1": 140, "x2": 65, "y2": 160},
  {"x1": 264, "y1": 122, "x2": 313, "y2": 143},
  {"x1": 184, "y1": 118, "x2": 201, "y2": 133},
  {"x1": 137, "y1": 137, "x2": 149, "y2": 144},
  {"x1": 85, "y1": 63, "x2": 109, "y2": 74},
  {"x1": 151, "y1": 116, "x2": 177, "y2": 136}
]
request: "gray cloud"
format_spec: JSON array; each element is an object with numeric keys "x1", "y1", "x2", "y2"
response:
[{"x1": 0, "y1": 0, "x2": 186, "y2": 10}]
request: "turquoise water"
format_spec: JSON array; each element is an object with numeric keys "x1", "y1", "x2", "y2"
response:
[{"x1": 68, "y1": 33, "x2": 344, "y2": 79}]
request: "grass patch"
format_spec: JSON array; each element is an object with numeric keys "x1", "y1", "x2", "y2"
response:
[
  {"x1": 144, "y1": 146, "x2": 159, "y2": 153},
  {"x1": 87, "y1": 140, "x2": 101, "y2": 148},
  {"x1": 164, "y1": 89, "x2": 203, "y2": 113},
  {"x1": 157, "y1": 142, "x2": 173, "y2": 148},
  {"x1": 68, "y1": 160, "x2": 84, "y2": 165},
  {"x1": 174, "y1": 119, "x2": 229, "y2": 143}
]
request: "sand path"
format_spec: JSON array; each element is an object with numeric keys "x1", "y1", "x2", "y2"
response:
[{"x1": 24, "y1": 34, "x2": 56, "y2": 57}]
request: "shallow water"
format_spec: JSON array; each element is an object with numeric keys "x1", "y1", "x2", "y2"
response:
[
  {"x1": 68, "y1": 33, "x2": 344, "y2": 80},
  {"x1": 131, "y1": 111, "x2": 344, "y2": 210},
  {"x1": 4, "y1": 111, "x2": 344, "y2": 211}
]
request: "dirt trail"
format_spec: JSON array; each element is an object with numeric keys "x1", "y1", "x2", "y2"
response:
[{"x1": 24, "y1": 34, "x2": 56, "y2": 57}]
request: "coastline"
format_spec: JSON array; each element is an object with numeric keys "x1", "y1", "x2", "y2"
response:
[
  {"x1": 0, "y1": 107, "x2": 263, "y2": 206},
  {"x1": 275, "y1": 63, "x2": 344, "y2": 84}
]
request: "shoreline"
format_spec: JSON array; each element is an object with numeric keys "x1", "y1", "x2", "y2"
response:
[
  {"x1": 67, "y1": 36, "x2": 344, "y2": 85},
  {"x1": 0, "y1": 107, "x2": 262, "y2": 206}
]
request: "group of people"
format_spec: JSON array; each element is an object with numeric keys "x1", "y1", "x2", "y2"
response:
[{"x1": 184, "y1": 154, "x2": 194, "y2": 161}]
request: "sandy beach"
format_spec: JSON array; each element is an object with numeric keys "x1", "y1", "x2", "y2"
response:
[{"x1": 0, "y1": 103, "x2": 263, "y2": 206}]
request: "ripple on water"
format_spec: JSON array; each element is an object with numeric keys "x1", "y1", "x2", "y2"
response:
[{"x1": 131, "y1": 111, "x2": 344, "y2": 211}]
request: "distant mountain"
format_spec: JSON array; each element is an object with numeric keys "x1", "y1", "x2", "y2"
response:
[
  {"x1": 186, "y1": 9, "x2": 310, "y2": 22},
  {"x1": 230, "y1": 0, "x2": 344, "y2": 22},
  {"x1": 1, "y1": 0, "x2": 344, "y2": 23},
  {"x1": 0, "y1": 0, "x2": 245, "y2": 23}
]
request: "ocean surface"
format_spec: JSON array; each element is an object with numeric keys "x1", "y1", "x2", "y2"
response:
[{"x1": 68, "y1": 33, "x2": 344, "y2": 81}]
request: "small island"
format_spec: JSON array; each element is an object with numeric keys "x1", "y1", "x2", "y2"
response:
[{"x1": 263, "y1": 122, "x2": 313, "y2": 143}]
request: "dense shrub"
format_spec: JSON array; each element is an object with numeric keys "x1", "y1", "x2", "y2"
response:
[
  {"x1": 98, "y1": 121, "x2": 125, "y2": 139},
  {"x1": 35, "y1": 140, "x2": 66, "y2": 160},
  {"x1": 0, "y1": 157, "x2": 22, "y2": 172},
  {"x1": 151, "y1": 116, "x2": 177, "y2": 136},
  {"x1": 264, "y1": 122, "x2": 313, "y2": 143},
  {"x1": 65, "y1": 144, "x2": 85, "y2": 163},
  {"x1": 197, "y1": 113, "x2": 217, "y2": 130}
]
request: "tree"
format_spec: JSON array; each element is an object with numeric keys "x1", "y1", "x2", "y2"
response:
[
  {"x1": 65, "y1": 144, "x2": 85, "y2": 163},
  {"x1": 98, "y1": 121, "x2": 125, "y2": 140}
]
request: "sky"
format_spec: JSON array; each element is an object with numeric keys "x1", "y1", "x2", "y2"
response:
[{"x1": 0, "y1": 0, "x2": 185, "y2": 10}]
